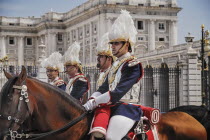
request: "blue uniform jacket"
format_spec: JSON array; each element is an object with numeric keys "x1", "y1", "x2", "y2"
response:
[
  {"x1": 97, "y1": 61, "x2": 143, "y2": 121},
  {"x1": 58, "y1": 84, "x2": 66, "y2": 91},
  {"x1": 70, "y1": 79, "x2": 89, "y2": 101}
]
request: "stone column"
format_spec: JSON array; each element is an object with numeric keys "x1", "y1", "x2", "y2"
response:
[
  {"x1": 47, "y1": 32, "x2": 57, "y2": 55},
  {"x1": 186, "y1": 43, "x2": 202, "y2": 105},
  {"x1": 148, "y1": 20, "x2": 155, "y2": 51},
  {"x1": 89, "y1": 22, "x2": 92, "y2": 65},
  {"x1": 169, "y1": 21, "x2": 178, "y2": 47},
  {"x1": 18, "y1": 37, "x2": 24, "y2": 66},
  {"x1": 0, "y1": 36, "x2": 6, "y2": 58},
  {"x1": 63, "y1": 32, "x2": 67, "y2": 54},
  {"x1": 107, "y1": 18, "x2": 112, "y2": 32},
  {"x1": 82, "y1": 25, "x2": 85, "y2": 64}
]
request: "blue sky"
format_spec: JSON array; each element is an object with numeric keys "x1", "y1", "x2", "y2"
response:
[{"x1": 0, "y1": 0, "x2": 209, "y2": 44}]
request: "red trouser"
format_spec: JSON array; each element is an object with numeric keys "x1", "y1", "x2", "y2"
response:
[{"x1": 89, "y1": 106, "x2": 111, "y2": 136}]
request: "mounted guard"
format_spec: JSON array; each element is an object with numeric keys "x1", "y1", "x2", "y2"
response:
[
  {"x1": 89, "y1": 32, "x2": 115, "y2": 139},
  {"x1": 62, "y1": 41, "x2": 90, "y2": 104},
  {"x1": 83, "y1": 10, "x2": 153, "y2": 140},
  {"x1": 41, "y1": 52, "x2": 66, "y2": 91}
]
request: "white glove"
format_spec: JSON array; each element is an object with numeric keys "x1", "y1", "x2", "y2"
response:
[
  {"x1": 90, "y1": 92, "x2": 102, "y2": 99},
  {"x1": 83, "y1": 91, "x2": 111, "y2": 111},
  {"x1": 83, "y1": 99, "x2": 96, "y2": 111}
]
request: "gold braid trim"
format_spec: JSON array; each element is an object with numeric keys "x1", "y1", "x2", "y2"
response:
[
  {"x1": 108, "y1": 56, "x2": 135, "y2": 84},
  {"x1": 97, "y1": 67, "x2": 111, "y2": 88}
]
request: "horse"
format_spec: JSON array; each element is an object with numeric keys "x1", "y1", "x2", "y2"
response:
[
  {"x1": 169, "y1": 105, "x2": 210, "y2": 140},
  {"x1": 0, "y1": 66, "x2": 91, "y2": 140},
  {"x1": 0, "y1": 66, "x2": 207, "y2": 140}
]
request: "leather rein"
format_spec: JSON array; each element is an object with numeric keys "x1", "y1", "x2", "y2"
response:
[{"x1": 0, "y1": 84, "x2": 88, "y2": 140}]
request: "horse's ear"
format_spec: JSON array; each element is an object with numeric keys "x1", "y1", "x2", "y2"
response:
[
  {"x1": 3, "y1": 69, "x2": 13, "y2": 79},
  {"x1": 17, "y1": 66, "x2": 27, "y2": 84}
]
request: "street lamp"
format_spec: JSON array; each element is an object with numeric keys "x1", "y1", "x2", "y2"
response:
[{"x1": 201, "y1": 24, "x2": 210, "y2": 106}]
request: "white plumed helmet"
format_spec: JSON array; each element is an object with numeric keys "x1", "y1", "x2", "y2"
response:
[{"x1": 41, "y1": 52, "x2": 64, "y2": 72}]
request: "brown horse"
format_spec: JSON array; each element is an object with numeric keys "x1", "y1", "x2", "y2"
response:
[
  {"x1": 169, "y1": 105, "x2": 210, "y2": 140},
  {"x1": 0, "y1": 66, "x2": 207, "y2": 140},
  {"x1": 157, "y1": 111, "x2": 207, "y2": 140},
  {"x1": 0, "y1": 66, "x2": 90, "y2": 140}
]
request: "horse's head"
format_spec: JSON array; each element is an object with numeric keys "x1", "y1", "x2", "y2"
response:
[{"x1": 0, "y1": 66, "x2": 31, "y2": 138}]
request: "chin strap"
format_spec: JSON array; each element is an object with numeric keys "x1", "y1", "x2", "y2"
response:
[{"x1": 114, "y1": 42, "x2": 128, "y2": 57}]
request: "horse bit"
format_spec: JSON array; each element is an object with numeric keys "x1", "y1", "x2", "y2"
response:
[{"x1": 0, "y1": 84, "x2": 31, "y2": 140}]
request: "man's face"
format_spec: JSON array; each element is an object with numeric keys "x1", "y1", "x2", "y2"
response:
[
  {"x1": 97, "y1": 55, "x2": 107, "y2": 69},
  {"x1": 110, "y1": 41, "x2": 126, "y2": 57},
  {"x1": 65, "y1": 65, "x2": 78, "y2": 77},
  {"x1": 46, "y1": 69, "x2": 59, "y2": 80}
]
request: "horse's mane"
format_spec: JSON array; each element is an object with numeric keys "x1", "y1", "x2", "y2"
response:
[
  {"x1": 0, "y1": 76, "x2": 84, "y2": 112},
  {"x1": 27, "y1": 77, "x2": 84, "y2": 112},
  {"x1": 0, "y1": 76, "x2": 18, "y2": 105}
]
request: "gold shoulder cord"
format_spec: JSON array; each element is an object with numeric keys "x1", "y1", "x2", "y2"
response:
[
  {"x1": 97, "y1": 67, "x2": 111, "y2": 87},
  {"x1": 108, "y1": 56, "x2": 134, "y2": 84}
]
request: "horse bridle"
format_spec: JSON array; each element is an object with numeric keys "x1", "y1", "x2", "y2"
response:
[
  {"x1": 0, "y1": 84, "x2": 32, "y2": 140},
  {"x1": 0, "y1": 83, "x2": 88, "y2": 140}
]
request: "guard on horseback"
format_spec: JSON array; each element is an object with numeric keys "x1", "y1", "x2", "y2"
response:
[
  {"x1": 89, "y1": 32, "x2": 115, "y2": 139},
  {"x1": 84, "y1": 10, "x2": 144, "y2": 140},
  {"x1": 62, "y1": 42, "x2": 90, "y2": 103},
  {"x1": 41, "y1": 52, "x2": 66, "y2": 91}
]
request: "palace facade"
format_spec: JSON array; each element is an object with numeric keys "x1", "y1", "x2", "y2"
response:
[{"x1": 0, "y1": 0, "x2": 180, "y2": 66}]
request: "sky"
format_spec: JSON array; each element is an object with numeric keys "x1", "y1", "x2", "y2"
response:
[{"x1": 0, "y1": 0, "x2": 209, "y2": 44}]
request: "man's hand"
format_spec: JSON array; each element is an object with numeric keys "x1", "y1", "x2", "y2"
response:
[{"x1": 83, "y1": 99, "x2": 96, "y2": 111}]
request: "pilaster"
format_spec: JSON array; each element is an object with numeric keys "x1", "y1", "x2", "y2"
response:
[
  {"x1": 18, "y1": 36, "x2": 24, "y2": 66},
  {"x1": 169, "y1": 21, "x2": 178, "y2": 47},
  {"x1": 148, "y1": 20, "x2": 155, "y2": 51},
  {"x1": 89, "y1": 22, "x2": 92, "y2": 65},
  {"x1": 186, "y1": 44, "x2": 202, "y2": 105},
  {"x1": 0, "y1": 36, "x2": 6, "y2": 58}
]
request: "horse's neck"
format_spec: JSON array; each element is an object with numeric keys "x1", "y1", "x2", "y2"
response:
[{"x1": 26, "y1": 78, "x2": 84, "y2": 130}]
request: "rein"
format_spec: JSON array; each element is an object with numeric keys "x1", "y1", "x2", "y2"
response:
[
  {"x1": 25, "y1": 111, "x2": 88, "y2": 140},
  {"x1": 1, "y1": 84, "x2": 88, "y2": 140}
]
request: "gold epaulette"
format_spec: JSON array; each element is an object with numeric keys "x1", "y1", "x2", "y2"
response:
[
  {"x1": 78, "y1": 77, "x2": 87, "y2": 82},
  {"x1": 128, "y1": 59, "x2": 140, "y2": 67},
  {"x1": 108, "y1": 56, "x2": 134, "y2": 84}
]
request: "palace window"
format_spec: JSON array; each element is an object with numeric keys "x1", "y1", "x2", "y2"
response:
[
  {"x1": 93, "y1": 24, "x2": 97, "y2": 33},
  {"x1": 158, "y1": 23, "x2": 165, "y2": 30},
  {"x1": 159, "y1": 37, "x2": 165, "y2": 41},
  {"x1": 57, "y1": 33, "x2": 63, "y2": 42},
  {"x1": 26, "y1": 38, "x2": 32, "y2": 45},
  {"x1": 58, "y1": 48, "x2": 63, "y2": 52},
  {"x1": 159, "y1": 5, "x2": 165, "y2": 7},
  {"x1": 9, "y1": 37, "x2": 15, "y2": 45},
  {"x1": 138, "y1": 36, "x2": 145, "y2": 41},
  {"x1": 137, "y1": 21, "x2": 144, "y2": 30}
]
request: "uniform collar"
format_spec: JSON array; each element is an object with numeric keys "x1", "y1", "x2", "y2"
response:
[
  {"x1": 100, "y1": 67, "x2": 111, "y2": 72},
  {"x1": 116, "y1": 52, "x2": 131, "y2": 61},
  {"x1": 69, "y1": 73, "x2": 82, "y2": 79},
  {"x1": 49, "y1": 76, "x2": 59, "y2": 84}
]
